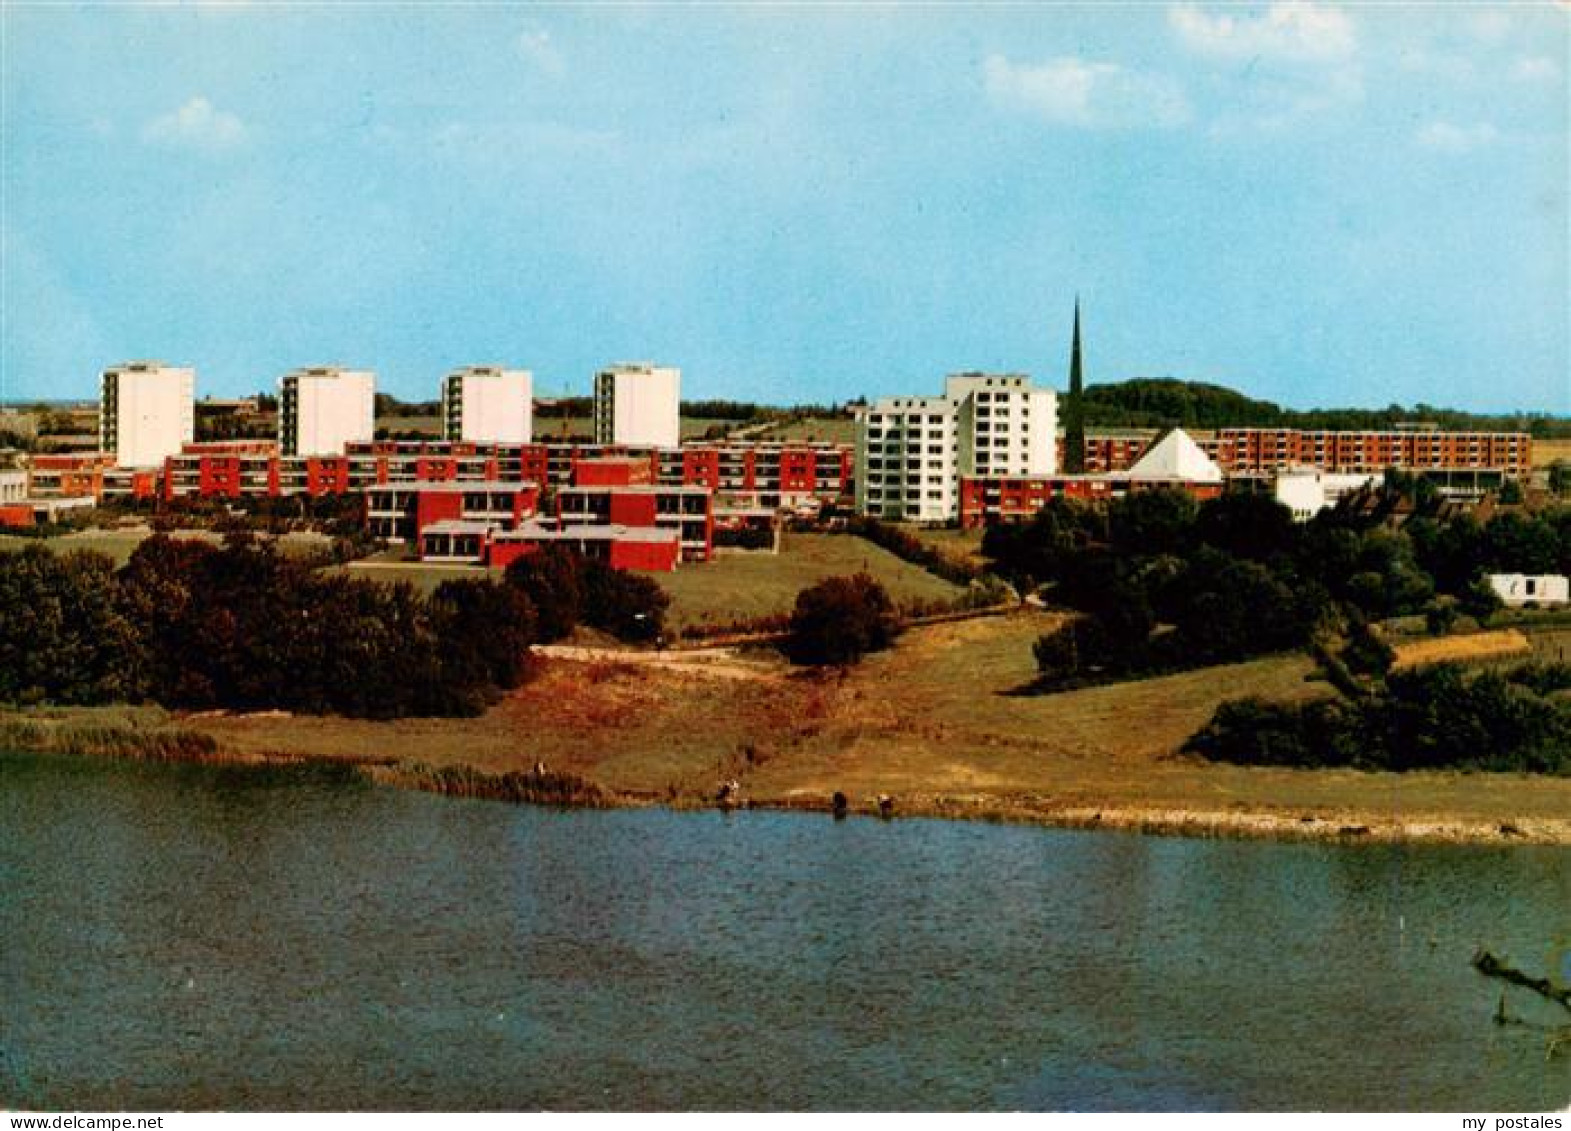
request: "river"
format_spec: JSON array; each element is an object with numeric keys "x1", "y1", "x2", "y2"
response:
[{"x1": 1, "y1": 750, "x2": 1567, "y2": 1111}]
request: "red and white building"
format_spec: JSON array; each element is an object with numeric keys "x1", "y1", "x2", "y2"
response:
[
  {"x1": 364, "y1": 480, "x2": 541, "y2": 543},
  {"x1": 960, "y1": 430, "x2": 1226, "y2": 529}
]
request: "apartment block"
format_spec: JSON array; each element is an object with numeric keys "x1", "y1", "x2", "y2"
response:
[
  {"x1": 856, "y1": 373, "x2": 1057, "y2": 522},
  {"x1": 99, "y1": 362, "x2": 195, "y2": 468},
  {"x1": 278, "y1": 367, "x2": 375, "y2": 457},
  {"x1": 442, "y1": 366, "x2": 533, "y2": 445},
  {"x1": 593, "y1": 363, "x2": 680, "y2": 448}
]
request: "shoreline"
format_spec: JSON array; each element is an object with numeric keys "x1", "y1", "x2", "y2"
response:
[{"x1": 5, "y1": 713, "x2": 1567, "y2": 847}]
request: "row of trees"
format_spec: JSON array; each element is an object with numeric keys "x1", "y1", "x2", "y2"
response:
[
  {"x1": 1, "y1": 536, "x2": 675, "y2": 717},
  {"x1": 1081, "y1": 378, "x2": 1571, "y2": 438},
  {"x1": 1, "y1": 537, "x2": 536, "y2": 716}
]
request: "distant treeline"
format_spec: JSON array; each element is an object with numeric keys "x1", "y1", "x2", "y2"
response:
[{"x1": 1081, "y1": 379, "x2": 1570, "y2": 438}]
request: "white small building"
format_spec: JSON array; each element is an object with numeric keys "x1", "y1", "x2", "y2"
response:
[
  {"x1": 99, "y1": 361, "x2": 195, "y2": 468},
  {"x1": 1487, "y1": 574, "x2": 1570, "y2": 608},
  {"x1": 0, "y1": 468, "x2": 25, "y2": 503},
  {"x1": 278, "y1": 367, "x2": 376, "y2": 457},
  {"x1": 1273, "y1": 469, "x2": 1380, "y2": 521},
  {"x1": 593, "y1": 363, "x2": 680, "y2": 448},
  {"x1": 442, "y1": 366, "x2": 533, "y2": 445}
]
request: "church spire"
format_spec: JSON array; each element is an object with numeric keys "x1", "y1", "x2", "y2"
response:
[{"x1": 1064, "y1": 298, "x2": 1086, "y2": 473}]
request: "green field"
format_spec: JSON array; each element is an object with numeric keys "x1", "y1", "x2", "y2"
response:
[
  {"x1": 657, "y1": 531, "x2": 964, "y2": 632},
  {"x1": 324, "y1": 531, "x2": 963, "y2": 625},
  {"x1": 750, "y1": 415, "x2": 856, "y2": 444},
  {"x1": 902, "y1": 524, "x2": 988, "y2": 567},
  {"x1": 0, "y1": 528, "x2": 332, "y2": 565}
]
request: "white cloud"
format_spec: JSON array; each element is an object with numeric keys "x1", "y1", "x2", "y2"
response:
[
  {"x1": 1169, "y1": 2, "x2": 1356, "y2": 63},
  {"x1": 1467, "y1": 10, "x2": 1513, "y2": 43},
  {"x1": 1415, "y1": 120, "x2": 1500, "y2": 154},
  {"x1": 1512, "y1": 55, "x2": 1560, "y2": 83},
  {"x1": 142, "y1": 97, "x2": 246, "y2": 151},
  {"x1": 518, "y1": 27, "x2": 565, "y2": 76},
  {"x1": 983, "y1": 54, "x2": 1191, "y2": 129}
]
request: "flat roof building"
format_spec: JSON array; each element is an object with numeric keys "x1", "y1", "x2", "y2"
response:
[
  {"x1": 279, "y1": 367, "x2": 375, "y2": 457},
  {"x1": 442, "y1": 366, "x2": 533, "y2": 445},
  {"x1": 593, "y1": 363, "x2": 680, "y2": 448},
  {"x1": 99, "y1": 361, "x2": 195, "y2": 469}
]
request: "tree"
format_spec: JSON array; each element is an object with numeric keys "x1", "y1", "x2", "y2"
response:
[
  {"x1": 1108, "y1": 488, "x2": 1197, "y2": 558},
  {"x1": 0, "y1": 546, "x2": 144, "y2": 705},
  {"x1": 504, "y1": 546, "x2": 585, "y2": 642},
  {"x1": 1194, "y1": 492, "x2": 1297, "y2": 563},
  {"x1": 784, "y1": 573, "x2": 899, "y2": 666},
  {"x1": 579, "y1": 558, "x2": 670, "y2": 643},
  {"x1": 430, "y1": 578, "x2": 539, "y2": 712}
]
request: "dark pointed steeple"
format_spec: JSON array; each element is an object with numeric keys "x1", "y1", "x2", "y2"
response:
[{"x1": 1064, "y1": 299, "x2": 1086, "y2": 473}]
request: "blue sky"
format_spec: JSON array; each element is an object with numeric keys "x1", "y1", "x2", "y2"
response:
[{"x1": 2, "y1": 3, "x2": 1566, "y2": 411}]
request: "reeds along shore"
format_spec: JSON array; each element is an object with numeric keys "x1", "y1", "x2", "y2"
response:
[{"x1": 0, "y1": 715, "x2": 611, "y2": 808}]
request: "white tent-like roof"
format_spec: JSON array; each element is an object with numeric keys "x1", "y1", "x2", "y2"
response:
[{"x1": 1121, "y1": 429, "x2": 1224, "y2": 484}]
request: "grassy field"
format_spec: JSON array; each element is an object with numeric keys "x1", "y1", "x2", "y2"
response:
[
  {"x1": 657, "y1": 531, "x2": 965, "y2": 632},
  {"x1": 39, "y1": 608, "x2": 1565, "y2": 843},
  {"x1": 751, "y1": 415, "x2": 856, "y2": 444},
  {"x1": 902, "y1": 525, "x2": 989, "y2": 568},
  {"x1": 0, "y1": 527, "x2": 331, "y2": 565},
  {"x1": 1532, "y1": 437, "x2": 1571, "y2": 468},
  {"x1": 324, "y1": 530, "x2": 965, "y2": 620}
]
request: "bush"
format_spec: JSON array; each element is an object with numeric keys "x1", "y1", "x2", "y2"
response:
[
  {"x1": 784, "y1": 572, "x2": 900, "y2": 666},
  {"x1": 1187, "y1": 663, "x2": 1571, "y2": 775},
  {"x1": 504, "y1": 546, "x2": 585, "y2": 642},
  {"x1": 579, "y1": 557, "x2": 670, "y2": 643}
]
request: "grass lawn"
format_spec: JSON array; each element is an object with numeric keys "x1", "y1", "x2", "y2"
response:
[
  {"x1": 1531, "y1": 437, "x2": 1571, "y2": 468},
  {"x1": 901, "y1": 524, "x2": 989, "y2": 567},
  {"x1": 658, "y1": 531, "x2": 964, "y2": 632},
  {"x1": 751, "y1": 415, "x2": 856, "y2": 444},
  {"x1": 0, "y1": 527, "x2": 332, "y2": 565}
]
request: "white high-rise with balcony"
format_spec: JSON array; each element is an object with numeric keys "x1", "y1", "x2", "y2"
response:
[
  {"x1": 278, "y1": 367, "x2": 375, "y2": 457},
  {"x1": 593, "y1": 363, "x2": 680, "y2": 448},
  {"x1": 442, "y1": 367, "x2": 533, "y2": 445},
  {"x1": 855, "y1": 372, "x2": 1057, "y2": 522},
  {"x1": 99, "y1": 361, "x2": 195, "y2": 468}
]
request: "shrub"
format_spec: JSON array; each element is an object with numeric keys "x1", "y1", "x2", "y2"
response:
[
  {"x1": 783, "y1": 572, "x2": 900, "y2": 666},
  {"x1": 579, "y1": 557, "x2": 670, "y2": 643},
  {"x1": 504, "y1": 546, "x2": 585, "y2": 642}
]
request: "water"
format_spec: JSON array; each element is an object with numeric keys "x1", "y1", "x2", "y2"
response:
[{"x1": 2, "y1": 750, "x2": 1567, "y2": 1111}]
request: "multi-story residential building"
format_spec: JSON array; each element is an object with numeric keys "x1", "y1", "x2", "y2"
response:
[
  {"x1": 593, "y1": 363, "x2": 680, "y2": 448},
  {"x1": 856, "y1": 373, "x2": 1057, "y2": 522},
  {"x1": 442, "y1": 366, "x2": 533, "y2": 445},
  {"x1": 278, "y1": 367, "x2": 375, "y2": 457},
  {"x1": 99, "y1": 361, "x2": 195, "y2": 468}
]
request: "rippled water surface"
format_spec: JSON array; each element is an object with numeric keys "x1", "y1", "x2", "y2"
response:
[{"x1": 2, "y1": 750, "x2": 1567, "y2": 1111}]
